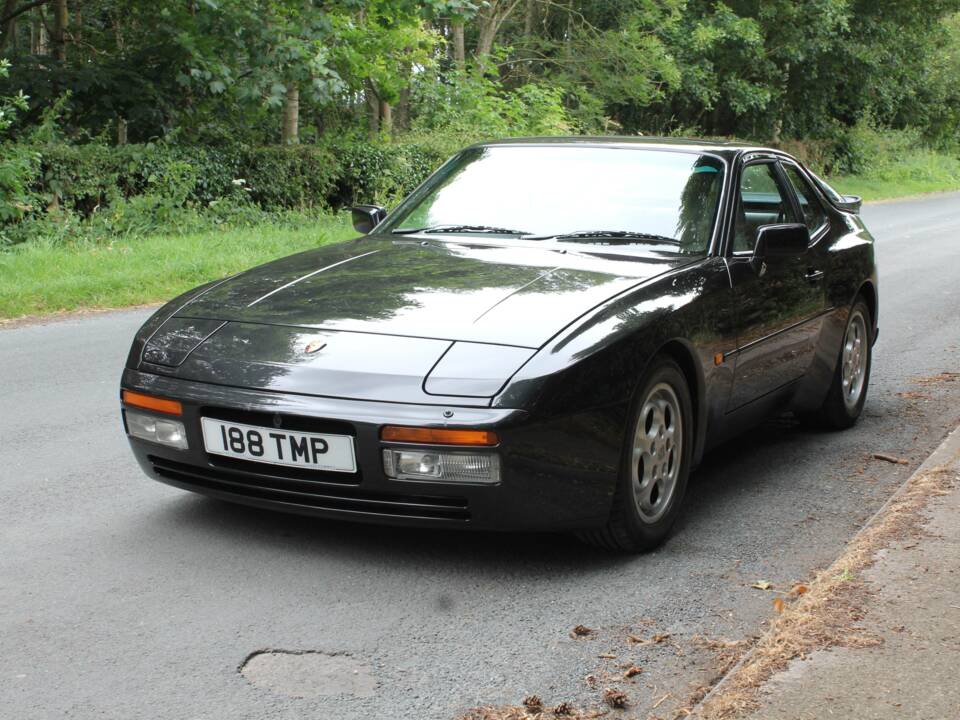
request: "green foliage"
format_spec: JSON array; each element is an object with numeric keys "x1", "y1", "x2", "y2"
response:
[
  {"x1": 0, "y1": 61, "x2": 39, "y2": 232},
  {"x1": 329, "y1": 140, "x2": 449, "y2": 206},
  {"x1": 1, "y1": 0, "x2": 959, "y2": 253},
  {"x1": 410, "y1": 68, "x2": 574, "y2": 141},
  {"x1": 0, "y1": 137, "x2": 458, "y2": 244},
  {"x1": 241, "y1": 145, "x2": 339, "y2": 208}
]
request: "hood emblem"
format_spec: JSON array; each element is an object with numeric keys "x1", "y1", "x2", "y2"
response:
[{"x1": 304, "y1": 340, "x2": 327, "y2": 354}]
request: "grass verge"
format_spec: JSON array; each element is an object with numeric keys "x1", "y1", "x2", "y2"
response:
[
  {"x1": 0, "y1": 214, "x2": 354, "y2": 321},
  {"x1": 828, "y1": 148, "x2": 960, "y2": 201},
  {"x1": 692, "y1": 461, "x2": 958, "y2": 719}
]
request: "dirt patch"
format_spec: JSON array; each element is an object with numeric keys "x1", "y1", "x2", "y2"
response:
[
  {"x1": 690, "y1": 464, "x2": 957, "y2": 719},
  {"x1": 911, "y1": 371, "x2": 960, "y2": 386}
]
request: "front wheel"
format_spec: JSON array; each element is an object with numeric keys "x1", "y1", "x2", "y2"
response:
[{"x1": 577, "y1": 356, "x2": 693, "y2": 552}]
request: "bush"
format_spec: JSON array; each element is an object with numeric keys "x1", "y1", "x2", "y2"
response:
[
  {"x1": 0, "y1": 137, "x2": 457, "y2": 246},
  {"x1": 327, "y1": 141, "x2": 449, "y2": 206},
  {"x1": 240, "y1": 145, "x2": 339, "y2": 209}
]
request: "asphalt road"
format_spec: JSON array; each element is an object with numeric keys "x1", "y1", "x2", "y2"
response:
[{"x1": 2, "y1": 193, "x2": 959, "y2": 719}]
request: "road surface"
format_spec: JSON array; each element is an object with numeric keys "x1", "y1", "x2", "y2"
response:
[{"x1": 2, "y1": 193, "x2": 958, "y2": 719}]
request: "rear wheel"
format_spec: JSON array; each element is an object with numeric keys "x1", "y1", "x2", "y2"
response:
[
  {"x1": 578, "y1": 357, "x2": 693, "y2": 552},
  {"x1": 808, "y1": 298, "x2": 872, "y2": 430}
]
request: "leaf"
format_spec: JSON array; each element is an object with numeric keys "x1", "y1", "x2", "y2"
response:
[
  {"x1": 773, "y1": 597, "x2": 786, "y2": 613},
  {"x1": 751, "y1": 581, "x2": 773, "y2": 590}
]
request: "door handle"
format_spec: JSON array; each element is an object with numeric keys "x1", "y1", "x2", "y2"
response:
[{"x1": 804, "y1": 269, "x2": 824, "y2": 283}]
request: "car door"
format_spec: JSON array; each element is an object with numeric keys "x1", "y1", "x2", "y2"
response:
[{"x1": 725, "y1": 157, "x2": 828, "y2": 411}]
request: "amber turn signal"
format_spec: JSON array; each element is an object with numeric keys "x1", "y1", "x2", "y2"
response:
[
  {"x1": 381, "y1": 426, "x2": 499, "y2": 446},
  {"x1": 121, "y1": 390, "x2": 183, "y2": 416}
]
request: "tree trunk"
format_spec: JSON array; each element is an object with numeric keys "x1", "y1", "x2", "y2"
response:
[
  {"x1": 395, "y1": 85, "x2": 411, "y2": 132},
  {"x1": 36, "y1": 9, "x2": 48, "y2": 54},
  {"x1": 281, "y1": 84, "x2": 299, "y2": 144},
  {"x1": 475, "y1": 15, "x2": 496, "y2": 59},
  {"x1": 451, "y1": 18, "x2": 465, "y2": 69},
  {"x1": 117, "y1": 117, "x2": 128, "y2": 145},
  {"x1": 365, "y1": 80, "x2": 380, "y2": 140},
  {"x1": 475, "y1": 0, "x2": 521, "y2": 62},
  {"x1": 523, "y1": 0, "x2": 535, "y2": 36},
  {"x1": 1, "y1": 0, "x2": 16, "y2": 52},
  {"x1": 53, "y1": 0, "x2": 66, "y2": 62},
  {"x1": 379, "y1": 100, "x2": 392, "y2": 138}
]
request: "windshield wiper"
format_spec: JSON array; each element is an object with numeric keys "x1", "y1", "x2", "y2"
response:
[
  {"x1": 527, "y1": 230, "x2": 680, "y2": 244},
  {"x1": 391, "y1": 224, "x2": 530, "y2": 235}
]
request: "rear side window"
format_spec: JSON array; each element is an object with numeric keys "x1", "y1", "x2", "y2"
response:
[{"x1": 781, "y1": 164, "x2": 827, "y2": 234}]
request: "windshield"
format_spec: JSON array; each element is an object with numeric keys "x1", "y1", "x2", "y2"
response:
[{"x1": 381, "y1": 145, "x2": 726, "y2": 255}]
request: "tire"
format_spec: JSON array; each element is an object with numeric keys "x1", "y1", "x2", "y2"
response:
[
  {"x1": 577, "y1": 356, "x2": 694, "y2": 552},
  {"x1": 808, "y1": 298, "x2": 873, "y2": 430}
]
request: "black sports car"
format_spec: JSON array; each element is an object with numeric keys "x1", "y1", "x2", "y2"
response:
[{"x1": 120, "y1": 138, "x2": 877, "y2": 551}]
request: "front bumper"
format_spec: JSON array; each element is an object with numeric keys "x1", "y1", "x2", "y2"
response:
[{"x1": 121, "y1": 369, "x2": 622, "y2": 531}]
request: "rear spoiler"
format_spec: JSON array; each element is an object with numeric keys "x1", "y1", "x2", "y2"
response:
[
  {"x1": 809, "y1": 171, "x2": 862, "y2": 214},
  {"x1": 835, "y1": 195, "x2": 862, "y2": 214}
]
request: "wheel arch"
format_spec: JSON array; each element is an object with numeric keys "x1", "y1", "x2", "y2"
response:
[
  {"x1": 650, "y1": 338, "x2": 709, "y2": 468},
  {"x1": 857, "y1": 279, "x2": 878, "y2": 340}
]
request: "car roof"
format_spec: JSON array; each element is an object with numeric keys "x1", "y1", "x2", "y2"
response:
[{"x1": 469, "y1": 136, "x2": 780, "y2": 160}]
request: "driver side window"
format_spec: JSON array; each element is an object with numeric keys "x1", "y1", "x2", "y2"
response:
[{"x1": 732, "y1": 163, "x2": 798, "y2": 253}]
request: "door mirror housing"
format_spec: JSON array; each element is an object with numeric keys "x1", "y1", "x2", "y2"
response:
[
  {"x1": 753, "y1": 223, "x2": 810, "y2": 262},
  {"x1": 352, "y1": 205, "x2": 387, "y2": 234},
  {"x1": 836, "y1": 194, "x2": 862, "y2": 214}
]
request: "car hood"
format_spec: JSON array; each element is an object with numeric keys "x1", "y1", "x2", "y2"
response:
[{"x1": 174, "y1": 236, "x2": 688, "y2": 347}]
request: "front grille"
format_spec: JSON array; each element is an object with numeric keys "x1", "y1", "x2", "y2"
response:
[{"x1": 148, "y1": 456, "x2": 471, "y2": 521}]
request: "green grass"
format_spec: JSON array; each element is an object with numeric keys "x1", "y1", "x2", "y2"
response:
[
  {"x1": 3, "y1": 148, "x2": 960, "y2": 322},
  {"x1": 0, "y1": 214, "x2": 354, "y2": 321},
  {"x1": 829, "y1": 148, "x2": 960, "y2": 201}
]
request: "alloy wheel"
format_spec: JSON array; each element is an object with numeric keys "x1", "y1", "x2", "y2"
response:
[
  {"x1": 631, "y1": 382, "x2": 683, "y2": 523},
  {"x1": 842, "y1": 309, "x2": 868, "y2": 411}
]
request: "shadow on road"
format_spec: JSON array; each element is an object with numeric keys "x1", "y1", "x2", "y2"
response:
[{"x1": 140, "y1": 413, "x2": 827, "y2": 575}]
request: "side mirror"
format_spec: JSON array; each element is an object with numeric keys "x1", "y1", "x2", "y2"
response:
[
  {"x1": 836, "y1": 195, "x2": 862, "y2": 214},
  {"x1": 352, "y1": 205, "x2": 387, "y2": 234},
  {"x1": 753, "y1": 223, "x2": 810, "y2": 264}
]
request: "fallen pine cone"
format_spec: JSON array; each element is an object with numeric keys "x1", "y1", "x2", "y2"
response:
[
  {"x1": 553, "y1": 701, "x2": 574, "y2": 716},
  {"x1": 623, "y1": 665, "x2": 643, "y2": 678},
  {"x1": 522, "y1": 695, "x2": 544, "y2": 712},
  {"x1": 571, "y1": 624, "x2": 594, "y2": 638},
  {"x1": 604, "y1": 688, "x2": 629, "y2": 708}
]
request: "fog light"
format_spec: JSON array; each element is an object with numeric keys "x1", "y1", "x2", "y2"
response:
[
  {"x1": 125, "y1": 410, "x2": 189, "y2": 450},
  {"x1": 382, "y1": 448, "x2": 500, "y2": 484}
]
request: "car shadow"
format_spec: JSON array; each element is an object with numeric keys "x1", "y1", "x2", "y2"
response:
[{"x1": 147, "y1": 412, "x2": 826, "y2": 573}]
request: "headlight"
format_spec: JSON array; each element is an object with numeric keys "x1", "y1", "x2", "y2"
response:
[
  {"x1": 125, "y1": 410, "x2": 189, "y2": 450},
  {"x1": 382, "y1": 448, "x2": 500, "y2": 484},
  {"x1": 424, "y1": 342, "x2": 534, "y2": 397}
]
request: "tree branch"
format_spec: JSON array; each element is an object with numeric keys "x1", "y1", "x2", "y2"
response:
[{"x1": 1, "y1": 0, "x2": 52, "y2": 26}]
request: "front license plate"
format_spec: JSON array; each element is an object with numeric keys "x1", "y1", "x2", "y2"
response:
[{"x1": 200, "y1": 417, "x2": 357, "y2": 473}]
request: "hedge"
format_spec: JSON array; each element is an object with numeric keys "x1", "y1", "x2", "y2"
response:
[{"x1": 9, "y1": 139, "x2": 452, "y2": 221}]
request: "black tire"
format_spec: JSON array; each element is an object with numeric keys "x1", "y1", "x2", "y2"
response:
[
  {"x1": 577, "y1": 356, "x2": 694, "y2": 553},
  {"x1": 808, "y1": 298, "x2": 873, "y2": 430}
]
